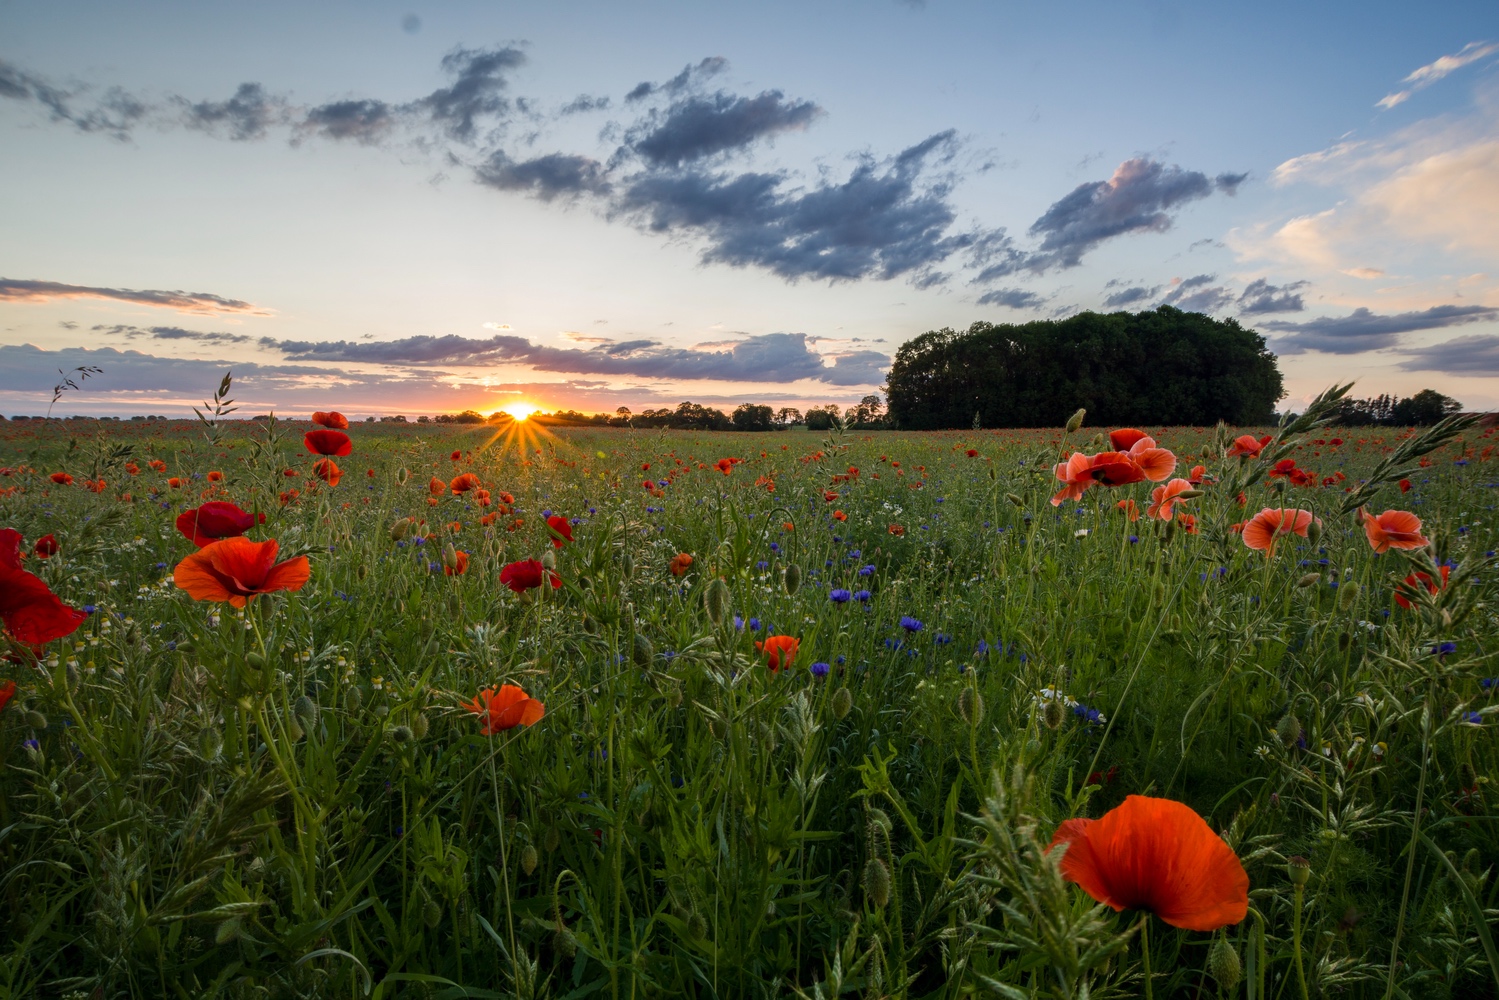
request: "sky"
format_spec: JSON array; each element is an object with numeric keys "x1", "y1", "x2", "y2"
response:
[{"x1": 1, "y1": 0, "x2": 1497, "y2": 420}]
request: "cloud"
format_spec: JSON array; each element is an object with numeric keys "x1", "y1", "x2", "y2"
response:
[
  {"x1": 1157, "y1": 273, "x2": 1234, "y2": 314},
  {"x1": 93, "y1": 324, "x2": 253, "y2": 345},
  {"x1": 418, "y1": 45, "x2": 528, "y2": 141},
  {"x1": 1237, "y1": 277, "x2": 1307, "y2": 314},
  {"x1": 266, "y1": 331, "x2": 887, "y2": 385},
  {"x1": 623, "y1": 57, "x2": 728, "y2": 104},
  {"x1": 0, "y1": 278, "x2": 268, "y2": 315},
  {"x1": 1397, "y1": 333, "x2": 1499, "y2": 374},
  {"x1": 1215, "y1": 172, "x2": 1249, "y2": 194},
  {"x1": 560, "y1": 94, "x2": 610, "y2": 115},
  {"x1": 1263, "y1": 303, "x2": 1499, "y2": 354},
  {"x1": 0, "y1": 58, "x2": 146, "y2": 140},
  {"x1": 976, "y1": 287, "x2": 1046, "y2": 309},
  {"x1": 474, "y1": 150, "x2": 609, "y2": 200},
  {"x1": 1102, "y1": 284, "x2": 1159, "y2": 308},
  {"x1": 1378, "y1": 41, "x2": 1499, "y2": 109},
  {"x1": 300, "y1": 98, "x2": 398, "y2": 144},
  {"x1": 625, "y1": 91, "x2": 820, "y2": 167},
  {"x1": 180, "y1": 82, "x2": 283, "y2": 141}
]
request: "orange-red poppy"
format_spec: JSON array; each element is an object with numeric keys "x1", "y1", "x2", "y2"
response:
[
  {"x1": 148, "y1": 459, "x2": 167, "y2": 472},
  {"x1": 1115, "y1": 499, "x2": 1139, "y2": 521},
  {"x1": 311, "y1": 410, "x2": 348, "y2": 429},
  {"x1": 668, "y1": 552, "x2": 693, "y2": 576},
  {"x1": 832, "y1": 510, "x2": 848, "y2": 522},
  {"x1": 445, "y1": 551, "x2": 469, "y2": 576},
  {"x1": 1398, "y1": 478, "x2": 1412, "y2": 493},
  {"x1": 1087, "y1": 451, "x2": 1147, "y2": 487},
  {"x1": 1108, "y1": 428, "x2": 1149, "y2": 451},
  {"x1": 173, "y1": 537, "x2": 311, "y2": 608},
  {"x1": 1177, "y1": 512, "x2": 1199, "y2": 534},
  {"x1": 49, "y1": 472, "x2": 72, "y2": 485},
  {"x1": 499, "y1": 558, "x2": 560, "y2": 593},
  {"x1": 0, "y1": 529, "x2": 86, "y2": 645},
  {"x1": 450, "y1": 473, "x2": 481, "y2": 494},
  {"x1": 168, "y1": 477, "x2": 183, "y2": 489},
  {"x1": 546, "y1": 515, "x2": 573, "y2": 547},
  {"x1": 1051, "y1": 451, "x2": 1094, "y2": 505},
  {"x1": 1226, "y1": 434, "x2": 1271, "y2": 459},
  {"x1": 466, "y1": 684, "x2": 545, "y2": 734},
  {"x1": 1360, "y1": 507, "x2": 1428, "y2": 554},
  {"x1": 1122, "y1": 435, "x2": 1176, "y2": 482},
  {"x1": 888, "y1": 524, "x2": 905, "y2": 536},
  {"x1": 312, "y1": 458, "x2": 342, "y2": 486},
  {"x1": 1049, "y1": 794, "x2": 1249, "y2": 931},
  {"x1": 175, "y1": 501, "x2": 265, "y2": 547},
  {"x1": 1146, "y1": 478, "x2": 1194, "y2": 521},
  {"x1": 303, "y1": 430, "x2": 353, "y2": 457},
  {"x1": 125, "y1": 462, "x2": 140, "y2": 476},
  {"x1": 1240, "y1": 507, "x2": 1318, "y2": 555},
  {"x1": 756, "y1": 635, "x2": 800, "y2": 673},
  {"x1": 965, "y1": 448, "x2": 979, "y2": 457},
  {"x1": 1395, "y1": 565, "x2": 1449, "y2": 609},
  {"x1": 450, "y1": 450, "x2": 462, "y2": 461},
  {"x1": 1188, "y1": 464, "x2": 1211, "y2": 485},
  {"x1": 207, "y1": 471, "x2": 223, "y2": 482},
  {"x1": 32, "y1": 534, "x2": 58, "y2": 558},
  {"x1": 714, "y1": 458, "x2": 734, "y2": 475}
]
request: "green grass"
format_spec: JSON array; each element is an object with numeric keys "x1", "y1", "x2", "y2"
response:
[{"x1": 0, "y1": 402, "x2": 1495, "y2": 999}]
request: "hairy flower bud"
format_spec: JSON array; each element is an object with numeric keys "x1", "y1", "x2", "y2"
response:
[
  {"x1": 957, "y1": 687, "x2": 984, "y2": 727},
  {"x1": 1339, "y1": 581, "x2": 1359, "y2": 610},
  {"x1": 554, "y1": 926, "x2": 578, "y2": 958},
  {"x1": 704, "y1": 578, "x2": 729, "y2": 625},
  {"x1": 1307, "y1": 517, "x2": 1322, "y2": 547},
  {"x1": 389, "y1": 724, "x2": 413, "y2": 744},
  {"x1": 344, "y1": 685, "x2": 364, "y2": 714},
  {"x1": 1005, "y1": 492, "x2": 1025, "y2": 508},
  {"x1": 632, "y1": 631, "x2": 654, "y2": 667},
  {"x1": 783, "y1": 562, "x2": 802, "y2": 596},
  {"x1": 540, "y1": 549, "x2": 556, "y2": 571},
  {"x1": 293, "y1": 694, "x2": 318, "y2": 730},
  {"x1": 1276, "y1": 713, "x2": 1302, "y2": 747},
  {"x1": 1042, "y1": 699, "x2": 1066, "y2": 730},
  {"x1": 390, "y1": 517, "x2": 411, "y2": 541},
  {"x1": 832, "y1": 686, "x2": 853, "y2": 719},
  {"x1": 863, "y1": 857, "x2": 891, "y2": 908},
  {"x1": 1065, "y1": 408, "x2": 1086, "y2": 433},
  {"x1": 521, "y1": 844, "x2": 539, "y2": 876},
  {"x1": 1297, "y1": 572, "x2": 1321, "y2": 588},
  {"x1": 621, "y1": 552, "x2": 634, "y2": 578},
  {"x1": 410, "y1": 712, "x2": 430, "y2": 741},
  {"x1": 423, "y1": 898, "x2": 443, "y2": 929},
  {"x1": 1208, "y1": 936, "x2": 1242, "y2": 990},
  {"x1": 24, "y1": 709, "x2": 47, "y2": 731}
]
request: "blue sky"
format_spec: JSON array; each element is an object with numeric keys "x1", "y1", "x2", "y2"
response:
[{"x1": 2, "y1": 0, "x2": 1496, "y2": 418}]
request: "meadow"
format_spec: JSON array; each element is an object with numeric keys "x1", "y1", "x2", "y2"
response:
[{"x1": 0, "y1": 385, "x2": 1495, "y2": 999}]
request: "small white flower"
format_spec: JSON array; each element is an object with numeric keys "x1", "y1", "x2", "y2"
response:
[{"x1": 1074, "y1": 528, "x2": 1089, "y2": 538}]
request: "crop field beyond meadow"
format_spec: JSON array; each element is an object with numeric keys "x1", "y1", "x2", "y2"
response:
[{"x1": 0, "y1": 395, "x2": 1495, "y2": 999}]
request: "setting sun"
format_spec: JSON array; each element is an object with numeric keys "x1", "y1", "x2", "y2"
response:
[{"x1": 500, "y1": 402, "x2": 539, "y2": 422}]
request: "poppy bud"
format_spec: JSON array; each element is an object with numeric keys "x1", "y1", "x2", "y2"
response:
[
  {"x1": 1153, "y1": 581, "x2": 1166, "y2": 605},
  {"x1": 868, "y1": 808, "x2": 892, "y2": 834},
  {"x1": 357, "y1": 563, "x2": 368, "y2": 580},
  {"x1": 521, "y1": 844, "x2": 538, "y2": 876},
  {"x1": 1296, "y1": 572, "x2": 1320, "y2": 588},
  {"x1": 863, "y1": 857, "x2": 891, "y2": 908},
  {"x1": 1462, "y1": 848, "x2": 1482, "y2": 873},
  {"x1": 390, "y1": 725, "x2": 413, "y2": 744},
  {"x1": 1178, "y1": 488, "x2": 1205, "y2": 499},
  {"x1": 1339, "y1": 581, "x2": 1359, "y2": 609},
  {"x1": 544, "y1": 826, "x2": 560, "y2": 853},
  {"x1": 24, "y1": 709, "x2": 47, "y2": 730},
  {"x1": 704, "y1": 578, "x2": 729, "y2": 625},
  {"x1": 1287, "y1": 855, "x2": 1311, "y2": 887},
  {"x1": 293, "y1": 695, "x2": 318, "y2": 729},
  {"x1": 554, "y1": 926, "x2": 578, "y2": 957},
  {"x1": 285, "y1": 715, "x2": 304, "y2": 743},
  {"x1": 200, "y1": 727, "x2": 222, "y2": 761},
  {"x1": 1024, "y1": 738, "x2": 1042, "y2": 756},
  {"x1": 1276, "y1": 713, "x2": 1301, "y2": 747},
  {"x1": 957, "y1": 687, "x2": 983, "y2": 726},
  {"x1": 832, "y1": 687, "x2": 853, "y2": 719},
  {"x1": 1208, "y1": 936, "x2": 1242, "y2": 991},
  {"x1": 1337, "y1": 631, "x2": 1351, "y2": 651},
  {"x1": 175, "y1": 642, "x2": 194, "y2": 654},
  {"x1": 621, "y1": 552, "x2": 634, "y2": 577},
  {"x1": 423, "y1": 898, "x2": 443, "y2": 929},
  {"x1": 396, "y1": 468, "x2": 409, "y2": 485},
  {"x1": 540, "y1": 549, "x2": 556, "y2": 570},
  {"x1": 632, "y1": 632, "x2": 654, "y2": 666},
  {"x1": 1065, "y1": 408, "x2": 1086, "y2": 433},
  {"x1": 411, "y1": 712, "x2": 430, "y2": 740},
  {"x1": 390, "y1": 517, "x2": 411, "y2": 541},
  {"x1": 216, "y1": 918, "x2": 242, "y2": 945},
  {"x1": 1041, "y1": 699, "x2": 1066, "y2": 730},
  {"x1": 783, "y1": 563, "x2": 802, "y2": 596},
  {"x1": 443, "y1": 543, "x2": 459, "y2": 569},
  {"x1": 344, "y1": 685, "x2": 364, "y2": 713},
  {"x1": 1005, "y1": 492, "x2": 1024, "y2": 508},
  {"x1": 246, "y1": 651, "x2": 266, "y2": 670},
  {"x1": 1307, "y1": 518, "x2": 1322, "y2": 547}
]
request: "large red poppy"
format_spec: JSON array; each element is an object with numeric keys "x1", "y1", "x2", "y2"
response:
[
  {"x1": 1146, "y1": 478, "x2": 1194, "y2": 521},
  {"x1": 312, "y1": 458, "x2": 342, "y2": 486},
  {"x1": 310, "y1": 411, "x2": 349, "y2": 429},
  {"x1": 1360, "y1": 507, "x2": 1428, "y2": 554},
  {"x1": 465, "y1": 684, "x2": 545, "y2": 734},
  {"x1": 1226, "y1": 434, "x2": 1272, "y2": 459},
  {"x1": 303, "y1": 430, "x2": 353, "y2": 457},
  {"x1": 1108, "y1": 428, "x2": 1149, "y2": 451},
  {"x1": 32, "y1": 534, "x2": 59, "y2": 558},
  {"x1": 450, "y1": 473, "x2": 481, "y2": 494},
  {"x1": 1051, "y1": 451, "x2": 1095, "y2": 505},
  {"x1": 545, "y1": 515, "x2": 573, "y2": 547},
  {"x1": 0, "y1": 528, "x2": 87, "y2": 644},
  {"x1": 499, "y1": 558, "x2": 560, "y2": 593},
  {"x1": 1049, "y1": 795, "x2": 1249, "y2": 931},
  {"x1": 175, "y1": 502, "x2": 265, "y2": 547},
  {"x1": 756, "y1": 635, "x2": 800, "y2": 673},
  {"x1": 1087, "y1": 451, "x2": 1147, "y2": 487},
  {"x1": 1240, "y1": 508, "x2": 1318, "y2": 555},
  {"x1": 173, "y1": 537, "x2": 311, "y2": 608}
]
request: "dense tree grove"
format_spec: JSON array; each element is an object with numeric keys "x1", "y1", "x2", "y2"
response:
[
  {"x1": 883, "y1": 306, "x2": 1285, "y2": 429},
  {"x1": 1330, "y1": 388, "x2": 1463, "y2": 426}
]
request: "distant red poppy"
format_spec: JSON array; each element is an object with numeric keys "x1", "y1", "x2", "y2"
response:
[
  {"x1": 715, "y1": 458, "x2": 734, "y2": 475},
  {"x1": 1360, "y1": 507, "x2": 1428, "y2": 554},
  {"x1": 1395, "y1": 565, "x2": 1450, "y2": 609},
  {"x1": 32, "y1": 534, "x2": 59, "y2": 558},
  {"x1": 1240, "y1": 507, "x2": 1318, "y2": 555},
  {"x1": 0, "y1": 679, "x2": 13, "y2": 714},
  {"x1": 1116, "y1": 499, "x2": 1139, "y2": 521},
  {"x1": 668, "y1": 552, "x2": 693, "y2": 576},
  {"x1": 303, "y1": 430, "x2": 353, "y2": 457},
  {"x1": 311, "y1": 411, "x2": 349, "y2": 429},
  {"x1": 1226, "y1": 434, "x2": 1272, "y2": 459},
  {"x1": 1050, "y1": 795, "x2": 1248, "y2": 931},
  {"x1": 451, "y1": 450, "x2": 461, "y2": 461},
  {"x1": 125, "y1": 462, "x2": 140, "y2": 476},
  {"x1": 49, "y1": 472, "x2": 72, "y2": 485},
  {"x1": 755, "y1": 635, "x2": 800, "y2": 673},
  {"x1": 1147, "y1": 478, "x2": 1194, "y2": 521},
  {"x1": 466, "y1": 684, "x2": 545, "y2": 734},
  {"x1": 832, "y1": 509, "x2": 848, "y2": 522},
  {"x1": 499, "y1": 558, "x2": 560, "y2": 593},
  {"x1": 965, "y1": 448, "x2": 979, "y2": 458},
  {"x1": 888, "y1": 524, "x2": 906, "y2": 536},
  {"x1": 168, "y1": 477, "x2": 183, "y2": 489},
  {"x1": 1268, "y1": 458, "x2": 1297, "y2": 478},
  {"x1": 173, "y1": 537, "x2": 311, "y2": 608},
  {"x1": 0, "y1": 529, "x2": 87, "y2": 645},
  {"x1": 546, "y1": 515, "x2": 573, "y2": 547},
  {"x1": 445, "y1": 551, "x2": 469, "y2": 576},
  {"x1": 823, "y1": 490, "x2": 839, "y2": 502},
  {"x1": 312, "y1": 458, "x2": 342, "y2": 486},
  {"x1": 148, "y1": 459, "x2": 167, "y2": 473},
  {"x1": 499, "y1": 492, "x2": 514, "y2": 505},
  {"x1": 175, "y1": 501, "x2": 265, "y2": 547},
  {"x1": 1398, "y1": 478, "x2": 1412, "y2": 493},
  {"x1": 450, "y1": 473, "x2": 481, "y2": 494},
  {"x1": 206, "y1": 470, "x2": 223, "y2": 482},
  {"x1": 429, "y1": 477, "x2": 445, "y2": 496}
]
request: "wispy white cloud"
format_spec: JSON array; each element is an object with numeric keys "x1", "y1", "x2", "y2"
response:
[{"x1": 1377, "y1": 41, "x2": 1499, "y2": 110}]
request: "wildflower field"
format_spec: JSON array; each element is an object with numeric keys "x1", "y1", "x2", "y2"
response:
[{"x1": 0, "y1": 385, "x2": 1495, "y2": 999}]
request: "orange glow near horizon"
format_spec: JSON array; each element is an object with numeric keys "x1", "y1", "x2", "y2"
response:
[{"x1": 500, "y1": 401, "x2": 540, "y2": 421}]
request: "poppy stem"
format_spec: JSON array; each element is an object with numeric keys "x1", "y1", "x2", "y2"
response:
[
  {"x1": 488, "y1": 738, "x2": 521, "y2": 993},
  {"x1": 1139, "y1": 914, "x2": 1154, "y2": 1000},
  {"x1": 1292, "y1": 882, "x2": 1309, "y2": 1000}
]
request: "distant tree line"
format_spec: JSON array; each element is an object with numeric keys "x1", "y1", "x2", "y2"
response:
[
  {"x1": 884, "y1": 306, "x2": 1285, "y2": 429},
  {"x1": 534, "y1": 396, "x2": 890, "y2": 431},
  {"x1": 1328, "y1": 389, "x2": 1462, "y2": 426}
]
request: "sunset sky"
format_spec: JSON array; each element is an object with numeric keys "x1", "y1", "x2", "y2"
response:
[{"x1": 2, "y1": 1, "x2": 1496, "y2": 419}]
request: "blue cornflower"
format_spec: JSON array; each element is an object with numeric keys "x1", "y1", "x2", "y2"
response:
[
  {"x1": 588, "y1": 507, "x2": 597, "y2": 514},
  {"x1": 1073, "y1": 704, "x2": 1104, "y2": 725},
  {"x1": 835, "y1": 654, "x2": 846, "y2": 665},
  {"x1": 748, "y1": 617, "x2": 761, "y2": 631},
  {"x1": 1433, "y1": 641, "x2": 1457, "y2": 657},
  {"x1": 657, "y1": 479, "x2": 668, "y2": 487},
  {"x1": 154, "y1": 562, "x2": 167, "y2": 570},
  {"x1": 82, "y1": 605, "x2": 97, "y2": 615},
  {"x1": 756, "y1": 560, "x2": 769, "y2": 570},
  {"x1": 858, "y1": 564, "x2": 876, "y2": 577},
  {"x1": 884, "y1": 638, "x2": 904, "y2": 651},
  {"x1": 899, "y1": 615, "x2": 923, "y2": 632},
  {"x1": 854, "y1": 589, "x2": 872, "y2": 602},
  {"x1": 22, "y1": 738, "x2": 40, "y2": 751},
  {"x1": 975, "y1": 639, "x2": 989, "y2": 655},
  {"x1": 936, "y1": 497, "x2": 945, "y2": 503},
  {"x1": 412, "y1": 536, "x2": 425, "y2": 546},
  {"x1": 848, "y1": 549, "x2": 862, "y2": 558},
  {"x1": 733, "y1": 614, "x2": 744, "y2": 631},
  {"x1": 541, "y1": 509, "x2": 552, "y2": 518},
  {"x1": 428, "y1": 562, "x2": 441, "y2": 572},
  {"x1": 1128, "y1": 535, "x2": 1139, "y2": 544},
  {"x1": 769, "y1": 542, "x2": 780, "y2": 553},
  {"x1": 1481, "y1": 677, "x2": 1497, "y2": 690},
  {"x1": 829, "y1": 589, "x2": 852, "y2": 604},
  {"x1": 570, "y1": 517, "x2": 582, "y2": 525},
  {"x1": 1461, "y1": 711, "x2": 1483, "y2": 725},
  {"x1": 935, "y1": 633, "x2": 952, "y2": 645},
  {"x1": 810, "y1": 661, "x2": 830, "y2": 677}
]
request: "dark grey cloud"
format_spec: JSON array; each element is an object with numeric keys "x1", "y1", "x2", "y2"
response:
[
  {"x1": 1102, "y1": 284, "x2": 1159, "y2": 308},
  {"x1": 475, "y1": 150, "x2": 609, "y2": 200},
  {"x1": 1214, "y1": 171, "x2": 1248, "y2": 195},
  {"x1": 1158, "y1": 273, "x2": 1234, "y2": 314},
  {"x1": 624, "y1": 57, "x2": 728, "y2": 104},
  {"x1": 626, "y1": 91, "x2": 820, "y2": 167},
  {"x1": 181, "y1": 82, "x2": 283, "y2": 141},
  {"x1": 976, "y1": 287, "x2": 1046, "y2": 309},
  {"x1": 299, "y1": 98, "x2": 398, "y2": 144},
  {"x1": 560, "y1": 94, "x2": 610, "y2": 115},
  {"x1": 0, "y1": 58, "x2": 146, "y2": 140},
  {"x1": 0, "y1": 278, "x2": 266, "y2": 315},
  {"x1": 267, "y1": 331, "x2": 886, "y2": 385},
  {"x1": 93, "y1": 324, "x2": 253, "y2": 345},
  {"x1": 1398, "y1": 334, "x2": 1499, "y2": 375},
  {"x1": 418, "y1": 45, "x2": 528, "y2": 141},
  {"x1": 1264, "y1": 304, "x2": 1499, "y2": 355},
  {"x1": 1238, "y1": 277, "x2": 1307, "y2": 315}
]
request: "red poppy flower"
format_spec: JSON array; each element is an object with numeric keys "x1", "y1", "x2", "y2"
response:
[
  {"x1": 168, "y1": 477, "x2": 183, "y2": 489},
  {"x1": 755, "y1": 635, "x2": 800, "y2": 673},
  {"x1": 1146, "y1": 478, "x2": 1194, "y2": 521},
  {"x1": 1177, "y1": 512, "x2": 1199, "y2": 534},
  {"x1": 207, "y1": 471, "x2": 223, "y2": 482},
  {"x1": 125, "y1": 462, "x2": 140, "y2": 476},
  {"x1": 466, "y1": 684, "x2": 545, "y2": 734},
  {"x1": 888, "y1": 524, "x2": 906, "y2": 536},
  {"x1": 1051, "y1": 451, "x2": 1095, "y2": 505},
  {"x1": 832, "y1": 509, "x2": 848, "y2": 522},
  {"x1": 1116, "y1": 499, "x2": 1140, "y2": 521},
  {"x1": 499, "y1": 558, "x2": 560, "y2": 593},
  {"x1": 450, "y1": 473, "x2": 481, "y2": 494},
  {"x1": 49, "y1": 472, "x2": 72, "y2": 485},
  {"x1": 823, "y1": 490, "x2": 839, "y2": 502},
  {"x1": 499, "y1": 492, "x2": 514, "y2": 505},
  {"x1": 0, "y1": 679, "x2": 13, "y2": 714},
  {"x1": 1188, "y1": 464, "x2": 1211, "y2": 484},
  {"x1": 715, "y1": 458, "x2": 735, "y2": 475},
  {"x1": 1049, "y1": 795, "x2": 1249, "y2": 931},
  {"x1": 1240, "y1": 508, "x2": 1318, "y2": 555},
  {"x1": 32, "y1": 534, "x2": 59, "y2": 558},
  {"x1": 312, "y1": 458, "x2": 342, "y2": 486},
  {"x1": 965, "y1": 448, "x2": 979, "y2": 458},
  {"x1": 1268, "y1": 458, "x2": 1297, "y2": 478},
  {"x1": 149, "y1": 459, "x2": 167, "y2": 473},
  {"x1": 668, "y1": 552, "x2": 693, "y2": 576},
  {"x1": 1124, "y1": 435, "x2": 1176, "y2": 482},
  {"x1": 449, "y1": 450, "x2": 461, "y2": 461},
  {"x1": 303, "y1": 430, "x2": 353, "y2": 457},
  {"x1": 1088, "y1": 451, "x2": 1147, "y2": 487},
  {"x1": 1395, "y1": 565, "x2": 1449, "y2": 609},
  {"x1": 445, "y1": 551, "x2": 469, "y2": 576},
  {"x1": 311, "y1": 411, "x2": 349, "y2": 429},
  {"x1": 1398, "y1": 478, "x2": 1412, "y2": 493},
  {"x1": 173, "y1": 537, "x2": 311, "y2": 608},
  {"x1": 1360, "y1": 507, "x2": 1428, "y2": 554},
  {"x1": 546, "y1": 515, "x2": 573, "y2": 547},
  {"x1": 175, "y1": 501, "x2": 265, "y2": 547},
  {"x1": 0, "y1": 529, "x2": 86, "y2": 645},
  {"x1": 1226, "y1": 434, "x2": 1271, "y2": 459},
  {"x1": 1108, "y1": 428, "x2": 1149, "y2": 451}
]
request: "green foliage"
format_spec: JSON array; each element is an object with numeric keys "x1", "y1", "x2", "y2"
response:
[{"x1": 1332, "y1": 389, "x2": 1464, "y2": 427}]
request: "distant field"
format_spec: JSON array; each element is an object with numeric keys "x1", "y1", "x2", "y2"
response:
[{"x1": 0, "y1": 411, "x2": 1495, "y2": 998}]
